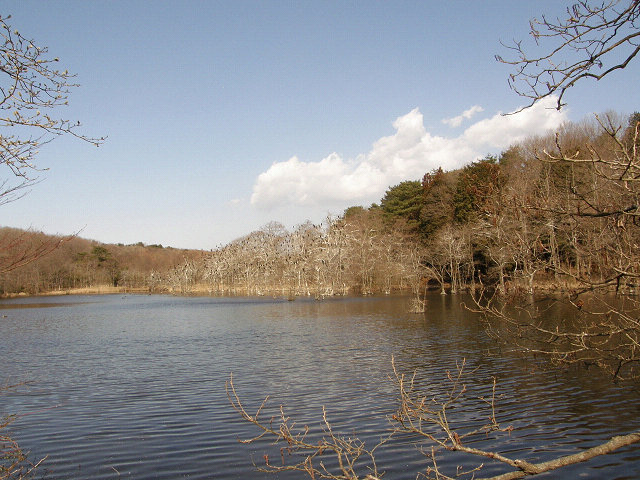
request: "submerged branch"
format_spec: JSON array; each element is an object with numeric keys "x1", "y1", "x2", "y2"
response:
[
  {"x1": 230, "y1": 358, "x2": 640, "y2": 479},
  {"x1": 480, "y1": 432, "x2": 640, "y2": 480}
]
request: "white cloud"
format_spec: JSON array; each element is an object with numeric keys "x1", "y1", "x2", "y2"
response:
[
  {"x1": 442, "y1": 105, "x2": 484, "y2": 127},
  {"x1": 463, "y1": 100, "x2": 567, "y2": 149},
  {"x1": 250, "y1": 97, "x2": 568, "y2": 210}
]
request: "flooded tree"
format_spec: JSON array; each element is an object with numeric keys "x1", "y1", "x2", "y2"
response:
[
  {"x1": 480, "y1": 112, "x2": 640, "y2": 379},
  {"x1": 228, "y1": 358, "x2": 640, "y2": 480}
]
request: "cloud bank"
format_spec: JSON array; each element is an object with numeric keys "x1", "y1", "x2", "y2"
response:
[{"x1": 251, "y1": 97, "x2": 567, "y2": 210}]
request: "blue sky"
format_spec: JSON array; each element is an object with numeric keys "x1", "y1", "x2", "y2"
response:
[{"x1": 1, "y1": 1, "x2": 638, "y2": 249}]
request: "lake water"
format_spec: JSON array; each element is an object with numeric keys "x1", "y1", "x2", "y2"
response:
[{"x1": 1, "y1": 294, "x2": 639, "y2": 479}]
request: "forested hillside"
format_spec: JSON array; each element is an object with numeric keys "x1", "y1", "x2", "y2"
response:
[
  {"x1": 0, "y1": 229, "x2": 203, "y2": 295},
  {"x1": 3, "y1": 112, "x2": 638, "y2": 303}
]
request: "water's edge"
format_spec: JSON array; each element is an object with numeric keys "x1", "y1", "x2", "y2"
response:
[{"x1": 1, "y1": 294, "x2": 638, "y2": 479}]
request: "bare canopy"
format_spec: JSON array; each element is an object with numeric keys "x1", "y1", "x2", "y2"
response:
[
  {"x1": 497, "y1": 0, "x2": 640, "y2": 111},
  {"x1": 0, "y1": 14, "x2": 104, "y2": 202}
]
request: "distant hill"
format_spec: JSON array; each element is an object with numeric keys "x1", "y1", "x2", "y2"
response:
[{"x1": 0, "y1": 227, "x2": 204, "y2": 295}]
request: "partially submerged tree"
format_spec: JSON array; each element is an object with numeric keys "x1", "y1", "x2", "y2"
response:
[
  {"x1": 482, "y1": 1, "x2": 640, "y2": 379},
  {"x1": 478, "y1": 112, "x2": 640, "y2": 379},
  {"x1": 229, "y1": 359, "x2": 640, "y2": 480},
  {"x1": 227, "y1": 3, "x2": 640, "y2": 478}
]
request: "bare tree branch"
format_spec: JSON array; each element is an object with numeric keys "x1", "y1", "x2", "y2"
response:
[
  {"x1": 226, "y1": 373, "x2": 389, "y2": 480},
  {"x1": 230, "y1": 359, "x2": 640, "y2": 479},
  {"x1": 0, "y1": 227, "x2": 79, "y2": 275},
  {"x1": 0, "y1": 14, "x2": 105, "y2": 201},
  {"x1": 481, "y1": 432, "x2": 640, "y2": 480},
  {"x1": 497, "y1": 1, "x2": 640, "y2": 111},
  {"x1": 1, "y1": 382, "x2": 47, "y2": 479}
]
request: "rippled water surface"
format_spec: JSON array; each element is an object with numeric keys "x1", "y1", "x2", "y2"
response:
[{"x1": 1, "y1": 294, "x2": 639, "y2": 479}]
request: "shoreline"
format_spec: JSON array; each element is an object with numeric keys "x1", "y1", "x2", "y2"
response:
[
  {"x1": 0, "y1": 278, "x2": 588, "y2": 300},
  {"x1": 1, "y1": 285, "x2": 152, "y2": 298}
]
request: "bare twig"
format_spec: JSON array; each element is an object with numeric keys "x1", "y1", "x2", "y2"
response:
[
  {"x1": 226, "y1": 373, "x2": 389, "y2": 479},
  {"x1": 497, "y1": 1, "x2": 640, "y2": 111},
  {"x1": 229, "y1": 359, "x2": 640, "y2": 479}
]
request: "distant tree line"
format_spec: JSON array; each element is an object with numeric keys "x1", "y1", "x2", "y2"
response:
[
  {"x1": 165, "y1": 111, "x2": 639, "y2": 303},
  {"x1": 0, "y1": 230, "x2": 201, "y2": 295},
  {"x1": 1, "y1": 112, "x2": 638, "y2": 303}
]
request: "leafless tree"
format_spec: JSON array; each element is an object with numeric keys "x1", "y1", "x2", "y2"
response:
[
  {"x1": 0, "y1": 15, "x2": 103, "y2": 274},
  {"x1": 497, "y1": 1, "x2": 640, "y2": 110},
  {"x1": 0, "y1": 15, "x2": 104, "y2": 198},
  {"x1": 477, "y1": 113, "x2": 640, "y2": 379}
]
